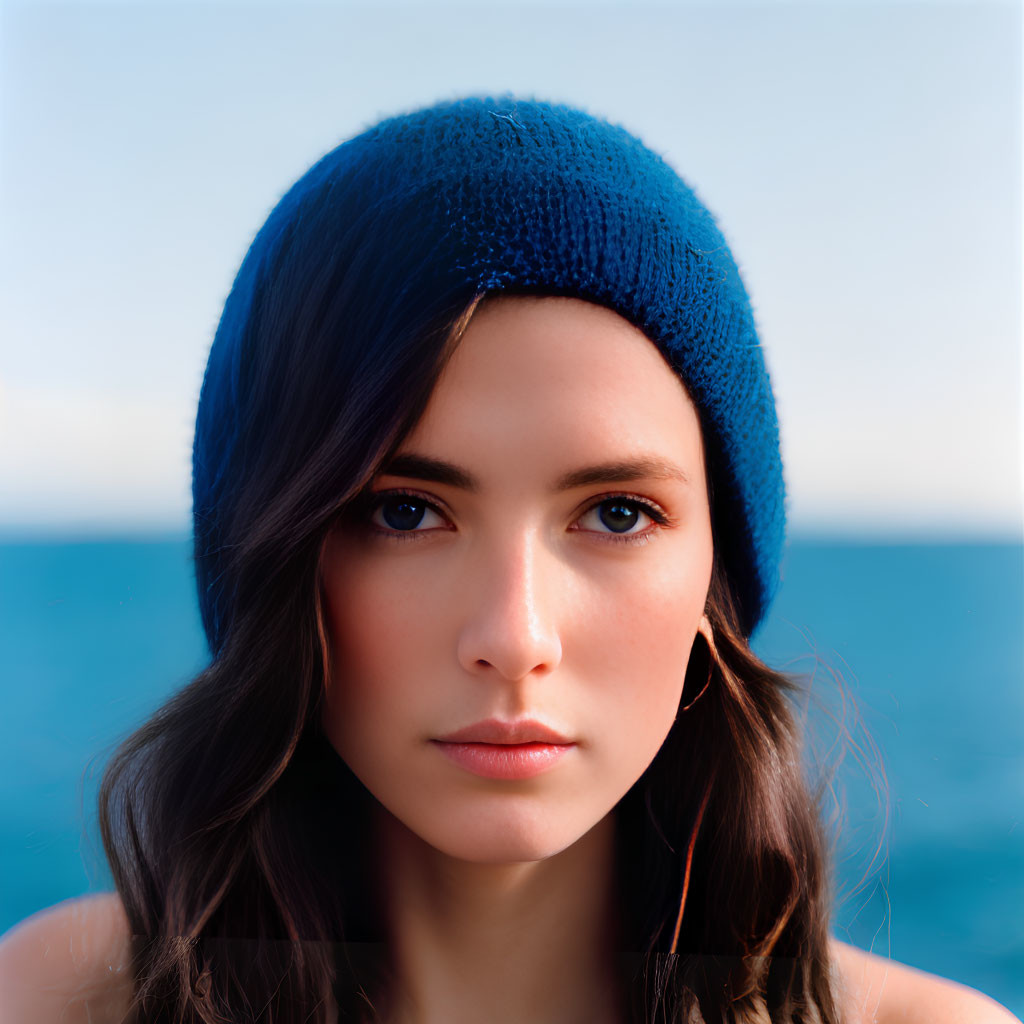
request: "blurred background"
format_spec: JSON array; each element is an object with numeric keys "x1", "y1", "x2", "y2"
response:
[{"x1": 1, "y1": 0, "x2": 1021, "y2": 1013}]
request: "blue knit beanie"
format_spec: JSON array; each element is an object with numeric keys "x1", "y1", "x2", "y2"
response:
[{"x1": 193, "y1": 95, "x2": 785, "y2": 645}]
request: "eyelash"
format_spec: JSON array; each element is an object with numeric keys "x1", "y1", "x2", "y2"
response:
[{"x1": 363, "y1": 490, "x2": 670, "y2": 548}]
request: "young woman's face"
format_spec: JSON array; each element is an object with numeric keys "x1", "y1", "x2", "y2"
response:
[{"x1": 321, "y1": 296, "x2": 714, "y2": 864}]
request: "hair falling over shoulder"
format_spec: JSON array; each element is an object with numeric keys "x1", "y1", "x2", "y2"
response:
[
  {"x1": 98, "y1": 312, "x2": 841, "y2": 1023},
  {"x1": 100, "y1": 279, "x2": 482, "y2": 1024},
  {"x1": 614, "y1": 561, "x2": 842, "y2": 1023},
  {"x1": 99, "y1": 551, "x2": 842, "y2": 1023}
]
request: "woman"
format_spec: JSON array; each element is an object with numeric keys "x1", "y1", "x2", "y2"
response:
[{"x1": 0, "y1": 96, "x2": 1016, "y2": 1024}]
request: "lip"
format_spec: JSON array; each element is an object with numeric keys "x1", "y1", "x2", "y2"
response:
[
  {"x1": 432, "y1": 718, "x2": 576, "y2": 780},
  {"x1": 433, "y1": 741, "x2": 574, "y2": 780},
  {"x1": 435, "y1": 718, "x2": 573, "y2": 745}
]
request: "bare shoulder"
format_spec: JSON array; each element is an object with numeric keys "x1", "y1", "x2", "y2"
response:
[
  {"x1": 0, "y1": 893, "x2": 134, "y2": 1024},
  {"x1": 831, "y1": 938, "x2": 1021, "y2": 1024}
]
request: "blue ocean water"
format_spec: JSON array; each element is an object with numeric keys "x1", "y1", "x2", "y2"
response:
[{"x1": 0, "y1": 536, "x2": 1021, "y2": 1013}]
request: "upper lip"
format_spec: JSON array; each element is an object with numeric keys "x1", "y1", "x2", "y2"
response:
[{"x1": 435, "y1": 718, "x2": 574, "y2": 745}]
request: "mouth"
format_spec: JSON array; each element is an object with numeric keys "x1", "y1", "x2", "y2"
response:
[
  {"x1": 435, "y1": 718, "x2": 573, "y2": 745},
  {"x1": 432, "y1": 718, "x2": 576, "y2": 780}
]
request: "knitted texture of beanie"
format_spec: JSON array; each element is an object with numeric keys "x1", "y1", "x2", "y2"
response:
[{"x1": 193, "y1": 95, "x2": 785, "y2": 645}]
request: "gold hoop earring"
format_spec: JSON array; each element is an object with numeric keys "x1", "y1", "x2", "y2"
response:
[{"x1": 679, "y1": 615, "x2": 716, "y2": 713}]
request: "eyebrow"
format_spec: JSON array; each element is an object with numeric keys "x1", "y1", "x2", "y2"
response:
[{"x1": 378, "y1": 452, "x2": 691, "y2": 492}]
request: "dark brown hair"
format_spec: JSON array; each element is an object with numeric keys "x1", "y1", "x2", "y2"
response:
[{"x1": 100, "y1": 294, "x2": 840, "y2": 1023}]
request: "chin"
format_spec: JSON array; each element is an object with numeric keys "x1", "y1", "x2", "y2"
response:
[
  {"x1": 386, "y1": 801, "x2": 594, "y2": 867},
  {"x1": 427, "y1": 831, "x2": 576, "y2": 866}
]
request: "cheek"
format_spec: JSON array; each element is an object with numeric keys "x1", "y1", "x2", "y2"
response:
[
  {"x1": 324, "y1": 542, "x2": 441, "y2": 673},
  {"x1": 578, "y1": 540, "x2": 710, "y2": 667},
  {"x1": 329, "y1": 567, "x2": 419, "y2": 668},
  {"x1": 320, "y1": 550, "x2": 450, "y2": 756},
  {"x1": 321, "y1": 557, "x2": 417, "y2": 749},
  {"x1": 571, "y1": 546, "x2": 711, "y2": 770}
]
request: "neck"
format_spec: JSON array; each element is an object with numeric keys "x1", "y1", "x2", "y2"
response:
[{"x1": 371, "y1": 809, "x2": 625, "y2": 1024}]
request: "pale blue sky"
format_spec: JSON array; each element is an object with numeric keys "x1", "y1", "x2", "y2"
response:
[{"x1": 1, "y1": 0, "x2": 1020, "y2": 536}]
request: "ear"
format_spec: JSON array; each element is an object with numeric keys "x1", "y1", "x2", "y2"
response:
[
  {"x1": 680, "y1": 615, "x2": 716, "y2": 714},
  {"x1": 696, "y1": 614, "x2": 717, "y2": 660}
]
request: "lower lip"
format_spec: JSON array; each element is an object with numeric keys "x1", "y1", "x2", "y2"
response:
[{"x1": 433, "y1": 741, "x2": 574, "y2": 780}]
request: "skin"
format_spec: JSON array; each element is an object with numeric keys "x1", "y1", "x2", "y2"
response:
[
  {"x1": 0, "y1": 296, "x2": 1017, "y2": 1024},
  {"x1": 320, "y1": 295, "x2": 714, "y2": 1023},
  {"x1": 1, "y1": 898, "x2": 1018, "y2": 1024}
]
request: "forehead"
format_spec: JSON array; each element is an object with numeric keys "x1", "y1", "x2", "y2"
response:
[{"x1": 401, "y1": 295, "x2": 704, "y2": 468}]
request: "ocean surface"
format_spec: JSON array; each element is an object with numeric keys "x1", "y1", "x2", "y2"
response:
[{"x1": 1, "y1": 536, "x2": 1021, "y2": 1013}]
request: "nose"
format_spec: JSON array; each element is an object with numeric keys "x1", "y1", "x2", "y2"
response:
[{"x1": 455, "y1": 528, "x2": 563, "y2": 683}]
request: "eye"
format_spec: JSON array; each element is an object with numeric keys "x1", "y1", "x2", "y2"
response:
[
  {"x1": 575, "y1": 496, "x2": 667, "y2": 544},
  {"x1": 369, "y1": 493, "x2": 448, "y2": 535},
  {"x1": 363, "y1": 490, "x2": 669, "y2": 545}
]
